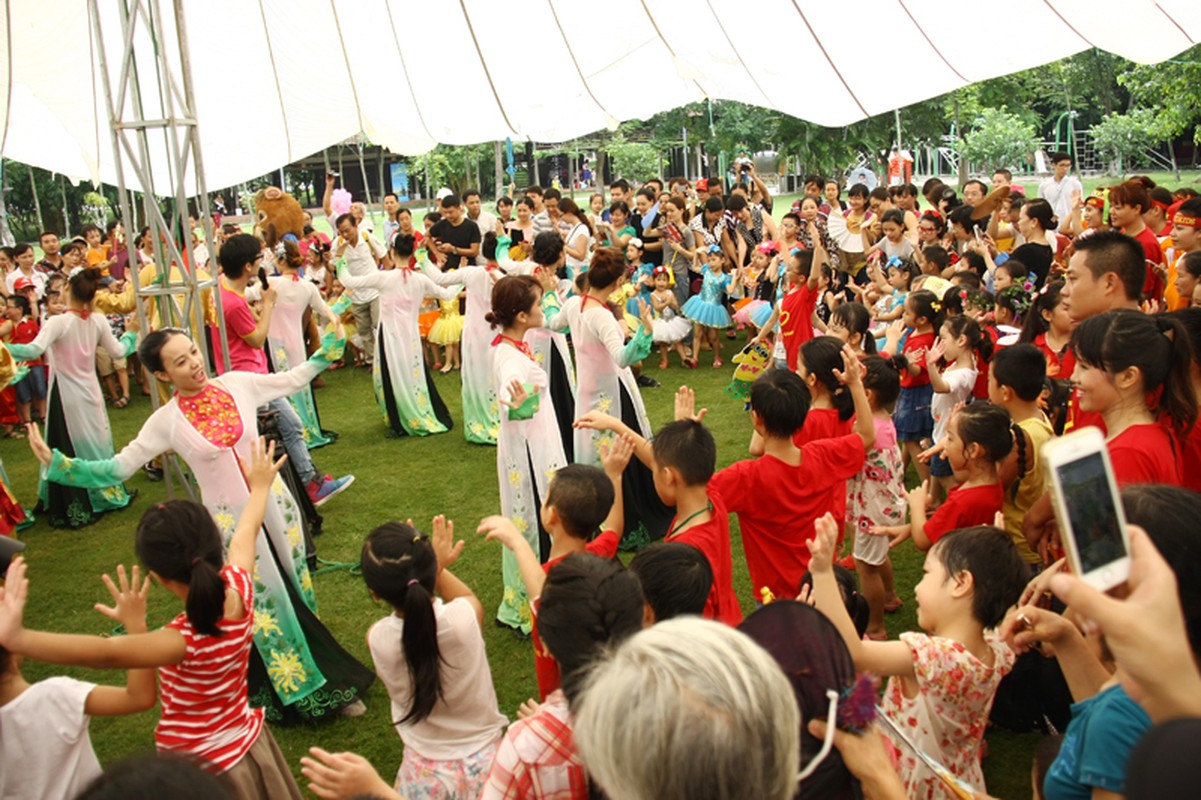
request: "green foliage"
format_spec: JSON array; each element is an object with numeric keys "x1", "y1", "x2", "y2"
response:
[
  {"x1": 1119, "y1": 44, "x2": 1201, "y2": 143},
  {"x1": 605, "y1": 133, "x2": 663, "y2": 181},
  {"x1": 960, "y1": 108, "x2": 1040, "y2": 172},
  {"x1": 1090, "y1": 109, "x2": 1162, "y2": 177}
]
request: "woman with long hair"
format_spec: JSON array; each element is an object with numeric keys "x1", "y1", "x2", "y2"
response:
[
  {"x1": 4, "y1": 267, "x2": 136, "y2": 527},
  {"x1": 26, "y1": 322, "x2": 375, "y2": 723}
]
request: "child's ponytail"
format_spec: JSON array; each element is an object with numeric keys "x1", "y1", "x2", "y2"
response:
[
  {"x1": 361, "y1": 522, "x2": 442, "y2": 725},
  {"x1": 801, "y1": 336, "x2": 854, "y2": 421},
  {"x1": 1157, "y1": 314, "x2": 1198, "y2": 439},
  {"x1": 943, "y1": 315, "x2": 992, "y2": 364},
  {"x1": 953, "y1": 403, "x2": 1014, "y2": 463},
  {"x1": 1019, "y1": 280, "x2": 1064, "y2": 343},
  {"x1": 135, "y1": 500, "x2": 227, "y2": 637},
  {"x1": 1008, "y1": 422, "x2": 1028, "y2": 502},
  {"x1": 907, "y1": 289, "x2": 944, "y2": 332}
]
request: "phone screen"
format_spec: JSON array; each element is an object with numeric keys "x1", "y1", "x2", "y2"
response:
[{"x1": 1055, "y1": 452, "x2": 1126, "y2": 573}]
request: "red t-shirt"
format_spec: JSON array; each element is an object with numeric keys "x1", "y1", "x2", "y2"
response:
[
  {"x1": 900, "y1": 331, "x2": 934, "y2": 388},
  {"x1": 212, "y1": 282, "x2": 268, "y2": 375},
  {"x1": 10, "y1": 318, "x2": 42, "y2": 366},
  {"x1": 668, "y1": 491, "x2": 742, "y2": 626},
  {"x1": 1108, "y1": 423, "x2": 1182, "y2": 487},
  {"x1": 792, "y1": 408, "x2": 855, "y2": 530},
  {"x1": 1181, "y1": 421, "x2": 1201, "y2": 493},
  {"x1": 1034, "y1": 333, "x2": 1076, "y2": 382},
  {"x1": 924, "y1": 482, "x2": 1005, "y2": 545},
  {"x1": 1127, "y1": 226, "x2": 1165, "y2": 300},
  {"x1": 780, "y1": 283, "x2": 818, "y2": 371},
  {"x1": 531, "y1": 530, "x2": 620, "y2": 700},
  {"x1": 710, "y1": 434, "x2": 865, "y2": 602}
]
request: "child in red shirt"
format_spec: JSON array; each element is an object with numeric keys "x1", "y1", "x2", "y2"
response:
[
  {"x1": 882, "y1": 288, "x2": 941, "y2": 485},
  {"x1": 479, "y1": 455, "x2": 628, "y2": 700},
  {"x1": 573, "y1": 394, "x2": 743, "y2": 626},
  {"x1": 709, "y1": 356, "x2": 875, "y2": 603},
  {"x1": 879, "y1": 402, "x2": 1013, "y2": 551}
]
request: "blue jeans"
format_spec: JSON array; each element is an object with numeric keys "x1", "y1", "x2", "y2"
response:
[{"x1": 265, "y1": 397, "x2": 317, "y2": 485}]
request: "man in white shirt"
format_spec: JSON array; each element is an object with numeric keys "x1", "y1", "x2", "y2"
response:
[
  {"x1": 333, "y1": 213, "x2": 385, "y2": 366},
  {"x1": 1039, "y1": 152, "x2": 1083, "y2": 225}
]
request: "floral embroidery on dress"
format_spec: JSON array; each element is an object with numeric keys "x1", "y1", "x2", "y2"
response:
[{"x1": 178, "y1": 384, "x2": 243, "y2": 448}]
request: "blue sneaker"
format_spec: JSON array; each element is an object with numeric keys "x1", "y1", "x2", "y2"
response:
[{"x1": 308, "y1": 475, "x2": 354, "y2": 507}]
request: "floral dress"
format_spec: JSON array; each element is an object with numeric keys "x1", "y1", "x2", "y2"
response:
[
  {"x1": 338, "y1": 264, "x2": 460, "y2": 437},
  {"x1": 41, "y1": 334, "x2": 374, "y2": 723},
  {"x1": 266, "y1": 274, "x2": 340, "y2": 449},
  {"x1": 847, "y1": 417, "x2": 907, "y2": 566},
  {"x1": 882, "y1": 632, "x2": 1015, "y2": 799}
]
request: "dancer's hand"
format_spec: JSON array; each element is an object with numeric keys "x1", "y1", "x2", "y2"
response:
[
  {"x1": 499, "y1": 379, "x2": 529, "y2": 410},
  {"x1": 25, "y1": 422, "x2": 52, "y2": 466},
  {"x1": 94, "y1": 564, "x2": 151, "y2": 635},
  {"x1": 674, "y1": 385, "x2": 708, "y2": 423},
  {"x1": 301, "y1": 747, "x2": 400, "y2": 800},
  {"x1": 430, "y1": 514, "x2": 463, "y2": 570}
]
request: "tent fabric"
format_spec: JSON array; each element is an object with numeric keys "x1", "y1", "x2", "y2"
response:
[{"x1": 1, "y1": 0, "x2": 1199, "y2": 194}]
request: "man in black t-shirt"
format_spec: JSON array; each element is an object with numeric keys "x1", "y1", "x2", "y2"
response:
[{"x1": 428, "y1": 194, "x2": 481, "y2": 271}]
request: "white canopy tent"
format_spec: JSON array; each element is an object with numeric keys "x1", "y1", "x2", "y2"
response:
[{"x1": 1, "y1": 0, "x2": 1199, "y2": 193}]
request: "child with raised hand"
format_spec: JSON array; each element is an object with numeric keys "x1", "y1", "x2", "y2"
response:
[
  {"x1": 754, "y1": 223, "x2": 829, "y2": 371},
  {"x1": 361, "y1": 516, "x2": 506, "y2": 800},
  {"x1": 924, "y1": 315, "x2": 985, "y2": 503},
  {"x1": 881, "y1": 403, "x2": 1013, "y2": 553},
  {"x1": 0, "y1": 437, "x2": 302, "y2": 799},
  {"x1": 882, "y1": 288, "x2": 943, "y2": 483},
  {"x1": 847, "y1": 355, "x2": 908, "y2": 640},
  {"x1": 648, "y1": 265, "x2": 691, "y2": 368},
  {"x1": 477, "y1": 437, "x2": 634, "y2": 701},
  {"x1": 573, "y1": 387, "x2": 742, "y2": 625},
  {"x1": 712, "y1": 348, "x2": 874, "y2": 604},
  {"x1": 681, "y1": 245, "x2": 738, "y2": 368},
  {"x1": 808, "y1": 513, "x2": 1027, "y2": 800},
  {"x1": 0, "y1": 562, "x2": 155, "y2": 799}
]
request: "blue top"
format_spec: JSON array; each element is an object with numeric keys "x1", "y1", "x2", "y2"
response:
[
  {"x1": 698, "y1": 265, "x2": 731, "y2": 304},
  {"x1": 1043, "y1": 684, "x2": 1152, "y2": 800}
]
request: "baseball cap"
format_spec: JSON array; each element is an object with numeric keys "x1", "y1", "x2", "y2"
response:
[{"x1": 14, "y1": 277, "x2": 34, "y2": 291}]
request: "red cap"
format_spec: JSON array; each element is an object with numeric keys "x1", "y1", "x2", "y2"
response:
[
  {"x1": 14, "y1": 277, "x2": 34, "y2": 291},
  {"x1": 696, "y1": 178, "x2": 708, "y2": 191}
]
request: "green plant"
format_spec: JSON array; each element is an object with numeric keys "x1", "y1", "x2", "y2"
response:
[
  {"x1": 960, "y1": 108, "x2": 1040, "y2": 173},
  {"x1": 1090, "y1": 109, "x2": 1162, "y2": 177}
]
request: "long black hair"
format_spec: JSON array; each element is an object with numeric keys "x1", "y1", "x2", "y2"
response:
[
  {"x1": 1019, "y1": 280, "x2": 1065, "y2": 343},
  {"x1": 135, "y1": 501, "x2": 227, "y2": 637},
  {"x1": 360, "y1": 522, "x2": 442, "y2": 725},
  {"x1": 800, "y1": 336, "x2": 854, "y2": 421}
]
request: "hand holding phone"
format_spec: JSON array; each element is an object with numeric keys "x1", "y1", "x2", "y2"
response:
[{"x1": 1042, "y1": 428, "x2": 1131, "y2": 592}]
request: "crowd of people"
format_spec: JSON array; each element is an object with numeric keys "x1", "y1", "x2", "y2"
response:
[{"x1": 1, "y1": 152, "x2": 1201, "y2": 800}]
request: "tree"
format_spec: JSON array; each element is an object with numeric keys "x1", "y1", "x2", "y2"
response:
[
  {"x1": 1089, "y1": 109, "x2": 1161, "y2": 177},
  {"x1": 1118, "y1": 44, "x2": 1201, "y2": 144},
  {"x1": 605, "y1": 134, "x2": 662, "y2": 181},
  {"x1": 960, "y1": 108, "x2": 1040, "y2": 172}
]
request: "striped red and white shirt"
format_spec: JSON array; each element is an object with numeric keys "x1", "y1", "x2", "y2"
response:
[{"x1": 156, "y1": 564, "x2": 263, "y2": 773}]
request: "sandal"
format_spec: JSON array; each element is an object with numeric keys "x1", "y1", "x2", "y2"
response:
[
  {"x1": 658, "y1": 357, "x2": 669, "y2": 369},
  {"x1": 4, "y1": 428, "x2": 25, "y2": 440},
  {"x1": 114, "y1": 396, "x2": 129, "y2": 409},
  {"x1": 884, "y1": 598, "x2": 904, "y2": 613},
  {"x1": 712, "y1": 357, "x2": 723, "y2": 368}
]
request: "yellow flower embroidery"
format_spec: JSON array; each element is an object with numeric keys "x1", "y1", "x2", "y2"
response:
[
  {"x1": 214, "y1": 511, "x2": 235, "y2": 535},
  {"x1": 512, "y1": 516, "x2": 529, "y2": 534},
  {"x1": 596, "y1": 395, "x2": 613, "y2": 414},
  {"x1": 286, "y1": 523, "x2": 302, "y2": 549},
  {"x1": 254, "y1": 611, "x2": 282, "y2": 638},
  {"x1": 408, "y1": 418, "x2": 422, "y2": 430},
  {"x1": 468, "y1": 422, "x2": 485, "y2": 437},
  {"x1": 301, "y1": 571, "x2": 313, "y2": 594},
  {"x1": 533, "y1": 351, "x2": 545, "y2": 364},
  {"x1": 266, "y1": 649, "x2": 307, "y2": 694},
  {"x1": 508, "y1": 469, "x2": 522, "y2": 488}
]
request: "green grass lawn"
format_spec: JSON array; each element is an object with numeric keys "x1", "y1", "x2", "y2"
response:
[{"x1": 2, "y1": 351, "x2": 1043, "y2": 798}]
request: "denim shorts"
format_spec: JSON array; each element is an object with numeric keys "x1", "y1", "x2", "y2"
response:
[
  {"x1": 14, "y1": 367, "x2": 47, "y2": 404},
  {"x1": 894, "y1": 383, "x2": 934, "y2": 442},
  {"x1": 929, "y1": 450, "x2": 953, "y2": 478}
]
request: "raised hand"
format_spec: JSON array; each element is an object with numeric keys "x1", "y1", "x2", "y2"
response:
[
  {"x1": 25, "y1": 422, "x2": 52, "y2": 466},
  {"x1": 94, "y1": 564, "x2": 151, "y2": 634},
  {"x1": 805, "y1": 513, "x2": 840, "y2": 573},
  {"x1": 926, "y1": 336, "x2": 946, "y2": 366},
  {"x1": 476, "y1": 515, "x2": 524, "y2": 551},
  {"x1": 637, "y1": 298, "x2": 654, "y2": 332},
  {"x1": 430, "y1": 514, "x2": 463, "y2": 570},
  {"x1": 599, "y1": 433, "x2": 635, "y2": 477},
  {"x1": 499, "y1": 379, "x2": 530, "y2": 410},
  {"x1": 674, "y1": 385, "x2": 708, "y2": 423},
  {"x1": 573, "y1": 410, "x2": 620, "y2": 432},
  {"x1": 239, "y1": 436, "x2": 287, "y2": 494},
  {"x1": 831, "y1": 344, "x2": 864, "y2": 387}
]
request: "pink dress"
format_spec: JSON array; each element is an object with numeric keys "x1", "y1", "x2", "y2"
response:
[{"x1": 882, "y1": 632, "x2": 1014, "y2": 799}]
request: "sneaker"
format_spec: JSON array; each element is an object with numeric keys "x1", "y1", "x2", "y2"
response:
[
  {"x1": 143, "y1": 461, "x2": 164, "y2": 482},
  {"x1": 307, "y1": 475, "x2": 355, "y2": 507},
  {"x1": 636, "y1": 374, "x2": 660, "y2": 388},
  {"x1": 340, "y1": 698, "x2": 368, "y2": 717}
]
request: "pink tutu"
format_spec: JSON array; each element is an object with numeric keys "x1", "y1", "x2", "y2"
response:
[{"x1": 734, "y1": 299, "x2": 769, "y2": 327}]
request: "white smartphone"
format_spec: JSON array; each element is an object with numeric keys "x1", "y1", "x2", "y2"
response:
[{"x1": 1041, "y1": 427, "x2": 1131, "y2": 591}]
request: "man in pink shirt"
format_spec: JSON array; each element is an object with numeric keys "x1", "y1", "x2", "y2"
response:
[{"x1": 213, "y1": 234, "x2": 353, "y2": 506}]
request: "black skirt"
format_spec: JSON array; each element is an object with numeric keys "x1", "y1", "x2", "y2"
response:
[
  {"x1": 547, "y1": 344, "x2": 575, "y2": 463},
  {"x1": 378, "y1": 331, "x2": 453, "y2": 436},
  {"x1": 616, "y1": 381, "x2": 674, "y2": 550}
]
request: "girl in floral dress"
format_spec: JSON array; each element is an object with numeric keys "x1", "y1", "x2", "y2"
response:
[
  {"x1": 809, "y1": 515, "x2": 1027, "y2": 799},
  {"x1": 846, "y1": 355, "x2": 907, "y2": 641},
  {"x1": 27, "y1": 326, "x2": 373, "y2": 724},
  {"x1": 487, "y1": 275, "x2": 568, "y2": 632},
  {"x1": 338, "y1": 234, "x2": 461, "y2": 438}
]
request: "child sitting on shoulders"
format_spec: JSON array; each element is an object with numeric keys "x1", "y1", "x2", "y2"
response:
[
  {"x1": 881, "y1": 403, "x2": 1013, "y2": 552},
  {"x1": 361, "y1": 517, "x2": 506, "y2": 800},
  {"x1": 573, "y1": 391, "x2": 742, "y2": 625},
  {"x1": 478, "y1": 443, "x2": 633, "y2": 701},
  {"x1": 479, "y1": 554, "x2": 644, "y2": 800},
  {"x1": 809, "y1": 515, "x2": 1027, "y2": 799},
  {"x1": 712, "y1": 356, "x2": 874, "y2": 604}
]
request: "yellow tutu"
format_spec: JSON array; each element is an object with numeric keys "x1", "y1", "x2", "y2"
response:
[{"x1": 429, "y1": 298, "x2": 464, "y2": 345}]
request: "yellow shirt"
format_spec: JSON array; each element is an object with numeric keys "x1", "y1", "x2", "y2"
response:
[{"x1": 1002, "y1": 414, "x2": 1054, "y2": 565}]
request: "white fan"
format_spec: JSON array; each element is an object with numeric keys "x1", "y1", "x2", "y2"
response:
[{"x1": 825, "y1": 210, "x2": 863, "y2": 253}]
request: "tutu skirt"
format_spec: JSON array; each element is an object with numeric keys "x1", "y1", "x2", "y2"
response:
[
  {"x1": 750, "y1": 300, "x2": 776, "y2": 330},
  {"x1": 653, "y1": 315, "x2": 691, "y2": 344},
  {"x1": 418, "y1": 310, "x2": 440, "y2": 338},
  {"x1": 735, "y1": 299, "x2": 769, "y2": 327},
  {"x1": 429, "y1": 314, "x2": 464, "y2": 345},
  {"x1": 682, "y1": 296, "x2": 732, "y2": 329}
]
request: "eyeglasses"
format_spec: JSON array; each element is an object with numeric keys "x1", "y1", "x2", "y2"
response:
[{"x1": 918, "y1": 226, "x2": 937, "y2": 233}]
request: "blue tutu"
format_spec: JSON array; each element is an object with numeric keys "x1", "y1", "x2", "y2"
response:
[
  {"x1": 750, "y1": 300, "x2": 775, "y2": 330},
  {"x1": 682, "y1": 295, "x2": 732, "y2": 328}
]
